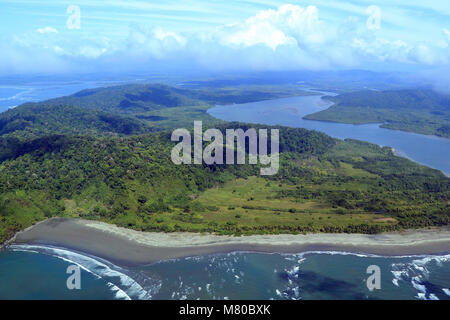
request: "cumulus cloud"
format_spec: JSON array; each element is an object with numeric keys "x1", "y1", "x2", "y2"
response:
[
  {"x1": 200, "y1": 4, "x2": 449, "y2": 70},
  {"x1": 218, "y1": 4, "x2": 339, "y2": 60},
  {"x1": 221, "y1": 4, "x2": 324, "y2": 49},
  {"x1": 154, "y1": 27, "x2": 186, "y2": 46},
  {"x1": 2, "y1": 4, "x2": 450, "y2": 75}
]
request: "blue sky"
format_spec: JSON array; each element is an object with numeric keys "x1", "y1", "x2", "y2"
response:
[{"x1": 0, "y1": 0, "x2": 449, "y2": 75}]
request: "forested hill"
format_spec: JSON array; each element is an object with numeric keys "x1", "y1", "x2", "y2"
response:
[
  {"x1": 0, "y1": 83, "x2": 449, "y2": 244},
  {"x1": 0, "y1": 83, "x2": 312, "y2": 140},
  {"x1": 304, "y1": 89, "x2": 450, "y2": 138},
  {"x1": 28, "y1": 83, "x2": 311, "y2": 115},
  {"x1": 0, "y1": 124, "x2": 448, "y2": 244},
  {"x1": 325, "y1": 89, "x2": 450, "y2": 110},
  {"x1": 44, "y1": 84, "x2": 202, "y2": 114},
  {"x1": 0, "y1": 84, "x2": 200, "y2": 140},
  {"x1": 0, "y1": 103, "x2": 153, "y2": 140}
]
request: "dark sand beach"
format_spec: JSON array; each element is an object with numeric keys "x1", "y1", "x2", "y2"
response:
[{"x1": 7, "y1": 218, "x2": 450, "y2": 267}]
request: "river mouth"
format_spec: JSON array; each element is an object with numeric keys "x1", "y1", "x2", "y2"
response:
[{"x1": 208, "y1": 93, "x2": 450, "y2": 175}]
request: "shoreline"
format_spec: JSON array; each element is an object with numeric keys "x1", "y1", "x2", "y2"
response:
[{"x1": 7, "y1": 218, "x2": 450, "y2": 267}]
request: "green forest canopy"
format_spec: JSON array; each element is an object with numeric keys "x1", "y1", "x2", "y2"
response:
[
  {"x1": 0, "y1": 84, "x2": 449, "y2": 243},
  {"x1": 304, "y1": 89, "x2": 450, "y2": 138}
]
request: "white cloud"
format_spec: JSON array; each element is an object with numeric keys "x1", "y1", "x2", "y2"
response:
[
  {"x1": 444, "y1": 28, "x2": 450, "y2": 41},
  {"x1": 224, "y1": 22, "x2": 290, "y2": 50},
  {"x1": 222, "y1": 5, "x2": 328, "y2": 50},
  {"x1": 36, "y1": 27, "x2": 59, "y2": 34},
  {"x1": 154, "y1": 27, "x2": 186, "y2": 46},
  {"x1": 79, "y1": 46, "x2": 107, "y2": 58},
  {"x1": 2, "y1": 3, "x2": 450, "y2": 75}
]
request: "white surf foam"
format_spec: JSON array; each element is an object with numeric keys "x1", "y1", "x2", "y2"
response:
[
  {"x1": 9, "y1": 244, "x2": 159, "y2": 300},
  {"x1": 391, "y1": 254, "x2": 450, "y2": 300}
]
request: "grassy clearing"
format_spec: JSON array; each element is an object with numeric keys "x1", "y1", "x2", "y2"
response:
[{"x1": 191, "y1": 176, "x2": 398, "y2": 234}]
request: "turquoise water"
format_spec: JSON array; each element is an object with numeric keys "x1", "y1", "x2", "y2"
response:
[
  {"x1": 208, "y1": 93, "x2": 450, "y2": 174},
  {"x1": 0, "y1": 245, "x2": 156, "y2": 300},
  {"x1": 1, "y1": 245, "x2": 449, "y2": 300},
  {"x1": 0, "y1": 249, "x2": 117, "y2": 300}
]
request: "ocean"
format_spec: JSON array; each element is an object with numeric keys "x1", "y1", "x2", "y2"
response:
[
  {"x1": 0, "y1": 83, "x2": 100, "y2": 112},
  {"x1": 1, "y1": 245, "x2": 449, "y2": 300},
  {"x1": 0, "y1": 78, "x2": 146, "y2": 113}
]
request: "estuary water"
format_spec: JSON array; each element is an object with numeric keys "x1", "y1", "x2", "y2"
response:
[{"x1": 208, "y1": 93, "x2": 450, "y2": 175}]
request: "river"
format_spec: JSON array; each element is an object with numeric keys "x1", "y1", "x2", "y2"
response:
[{"x1": 208, "y1": 92, "x2": 450, "y2": 175}]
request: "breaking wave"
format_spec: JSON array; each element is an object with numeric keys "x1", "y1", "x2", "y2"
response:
[{"x1": 8, "y1": 244, "x2": 161, "y2": 300}]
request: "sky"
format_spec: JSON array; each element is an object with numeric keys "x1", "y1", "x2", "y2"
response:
[{"x1": 0, "y1": 0, "x2": 449, "y2": 76}]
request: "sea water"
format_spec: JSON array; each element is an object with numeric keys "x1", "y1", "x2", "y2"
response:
[
  {"x1": 0, "y1": 79, "x2": 140, "y2": 112},
  {"x1": 0, "y1": 245, "x2": 449, "y2": 300},
  {"x1": 0, "y1": 83, "x2": 101, "y2": 112}
]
